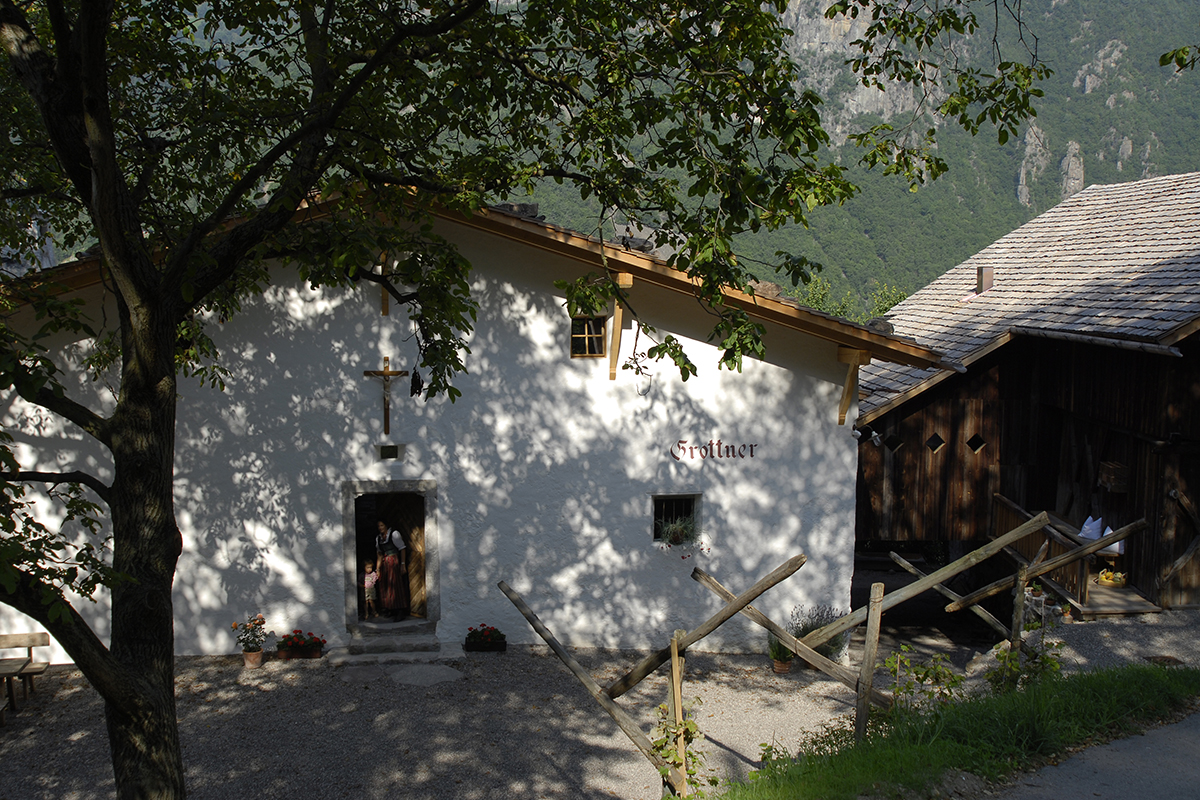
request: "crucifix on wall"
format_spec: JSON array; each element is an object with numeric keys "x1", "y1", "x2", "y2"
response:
[{"x1": 362, "y1": 356, "x2": 409, "y2": 435}]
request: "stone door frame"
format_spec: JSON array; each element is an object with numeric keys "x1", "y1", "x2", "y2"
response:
[{"x1": 340, "y1": 479, "x2": 441, "y2": 631}]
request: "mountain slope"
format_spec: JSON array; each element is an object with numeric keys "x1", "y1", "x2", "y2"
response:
[{"x1": 527, "y1": 0, "x2": 1200, "y2": 311}]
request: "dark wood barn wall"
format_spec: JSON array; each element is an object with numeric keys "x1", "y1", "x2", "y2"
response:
[
  {"x1": 857, "y1": 338, "x2": 1200, "y2": 606},
  {"x1": 856, "y1": 354, "x2": 1006, "y2": 545}
]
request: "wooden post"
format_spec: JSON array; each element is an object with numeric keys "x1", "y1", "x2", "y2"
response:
[
  {"x1": 1010, "y1": 565, "x2": 1028, "y2": 652},
  {"x1": 606, "y1": 553, "x2": 808, "y2": 699},
  {"x1": 999, "y1": 545, "x2": 1076, "y2": 613},
  {"x1": 670, "y1": 630, "x2": 688, "y2": 797},
  {"x1": 609, "y1": 273, "x2": 633, "y2": 380},
  {"x1": 497, "y1": 581, "x2": 688, "y2": 793},
  {"x1": 1007, "y1": 566, "x2": 1028, "y2": 690},
  {"x1": 856, "y1": 583, "x2": 884, "y2": 741},
  {"x1": 1031, "y1": 538, "x2": 1051, "y2": 567},
  {"x1": 837, "y1": 348, "x2": 871, "y2": 426},
  {"x1": 800, "y1": 513, "x2": 1051, "y2": 650},
  {"x1": 691, "y1": 567, "x2": 892, "y2": 708},
  {"x1": 1078, "y1": 553, "x2": 1090, "y2": 606}
]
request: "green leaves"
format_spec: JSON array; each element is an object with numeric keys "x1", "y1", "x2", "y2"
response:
[
  {"x1": 825, "y1": 1, "x2": 1050, "y2": 184},
  {"x1": 647, "y1": 336, "x2": 699, "y2": 382},
  {"x1": 1161, "y1": 44, "x2": 1199, "y2": 72},
  {"x1": 1, "y1": 1, "x2": 1052, "y2": 408},
  {"x1": 0, "y1": 432, "x2": 121, "y2": 616}
]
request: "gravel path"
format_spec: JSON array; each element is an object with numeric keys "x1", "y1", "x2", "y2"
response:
[
  {"x1": 2, "y1": 610, "x2": 1198, "y2": 800},
  {"x1": 0, "y1": 647, "x2": 859, "y2": 800}
]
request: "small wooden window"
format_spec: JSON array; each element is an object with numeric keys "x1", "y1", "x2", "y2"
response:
[
  {"x1": 571, "y1": 316, "x2": 607, "y2": 357},
  {"x1": 653, "y1": 495, "x2": 699, "y2": 545}
]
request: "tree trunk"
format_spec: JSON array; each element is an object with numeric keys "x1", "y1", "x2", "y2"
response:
[
  {"x1": 103, "y1": 299, "x2": 187, "y2": 798},
  {"x1": 105, "y1": 689, "x2": 186, "y2": 799}
]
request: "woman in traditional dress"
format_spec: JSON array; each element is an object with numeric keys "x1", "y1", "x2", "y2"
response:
[{"x1": 375, "y1": 519, "x2": 410, "y2": 619}]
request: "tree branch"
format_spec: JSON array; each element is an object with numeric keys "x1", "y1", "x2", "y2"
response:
[
  {"x1": 76, "y1": 0, "x2": 164, "y2": 309},
  {"x1": 176, "y1": 0, "x2": 489, "y2": 308},
  {"x1": 0, "y1": 183, "x2": 81, "y2": 206},
  {"x1": 0, "y1": 569, "x2": 143, "y2": 716},
  {"x1": 0, "y1": 0, "x2": 93, "y2": 204},
  {"x1": 357, "y1": 167, "x2": 460, "y2": 195},
  {"x1": 478, "y1": 41, "x2": 587, "y2": 102},
  {"x1": 3, "y1": 469, "x2": 111, "y2": 503},
  {"x1": 21, "y1": 382, "x2": 113, "y2": 449},
  {"x1": 352, "y1": 269, "x2": 419, "y2": 306}
]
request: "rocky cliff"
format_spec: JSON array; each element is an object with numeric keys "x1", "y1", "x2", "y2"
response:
[
  {"x1": 777, "y1": 0, "x2": 1195, "y2": 211},
  {"x1": 726, "y1": 0, "x2": 1200, "y2": 304}
]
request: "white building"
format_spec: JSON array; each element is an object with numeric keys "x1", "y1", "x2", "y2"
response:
[{"x1": 2, "y1": 207, "x2": 945, "y2": 662}]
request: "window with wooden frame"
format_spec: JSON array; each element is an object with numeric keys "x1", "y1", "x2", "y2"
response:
[
  {"x1": 570, "y1": 316, "x2": 607, "y2": 357},
  {"x1": 653, "y1": 494, "x2": 700, "y2": 546}
]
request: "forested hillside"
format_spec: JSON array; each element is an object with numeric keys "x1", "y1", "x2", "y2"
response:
[{"x1": 527, "y1": 0, "x2": 1200, "y2": 313}]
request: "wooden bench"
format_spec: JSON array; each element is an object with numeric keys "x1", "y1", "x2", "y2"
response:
[{"x1": 0, "y1": 633, "x2": 51, "y2": 710}]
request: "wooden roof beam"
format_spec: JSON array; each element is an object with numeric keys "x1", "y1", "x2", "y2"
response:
[
  {"x1": 837, "y1": 348, "x2": 871, "y2": 426},
  {"x1": 610, "y1": 272, "x2": 633, "y2": 380}
]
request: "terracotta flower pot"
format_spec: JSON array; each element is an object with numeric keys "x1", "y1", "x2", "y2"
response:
[
  {"x1": 242, "y1": 650, "x2": 263, "y2": 669},
  {"x1": 772, "y1": 658, "x2": 793, "y2": 674}
]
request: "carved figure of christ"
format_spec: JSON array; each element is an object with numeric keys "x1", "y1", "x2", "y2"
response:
[{"x1": 362, "y1": 356, "x2": 409, "y2": 435}]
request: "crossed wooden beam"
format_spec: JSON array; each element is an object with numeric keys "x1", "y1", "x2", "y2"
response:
[
  {"x1": 500, "y1": 553, "x2": 892, "y2": 796},
  {"x1": 498, "y1": 510, "x2": 1145, "y2": 796}
]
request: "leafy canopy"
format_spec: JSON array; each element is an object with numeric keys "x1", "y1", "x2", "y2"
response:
[
  {"x1": 3, "y1": 1, "x2": 1047, "y2": 386},
  {"x1": 1, "y1": 0, "x2": 1048, "y2": 601}
]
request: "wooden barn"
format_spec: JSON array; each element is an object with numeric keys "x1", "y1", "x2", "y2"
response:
[{"x1": 856, "y1": 172, "x2": 1200, "y2": 611}]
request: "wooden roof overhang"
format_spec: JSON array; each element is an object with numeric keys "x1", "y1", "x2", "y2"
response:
[
  {"x1": 445, "y1": 207, "x2": 951, "y2": 373},
  {"x1": 859, "y1": 323, "x2": 1192, "y2": 427}
]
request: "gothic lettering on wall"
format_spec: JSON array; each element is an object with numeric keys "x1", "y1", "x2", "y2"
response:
[{"x1": 670, "y1": 439, "x2": 758, "y2": 461}]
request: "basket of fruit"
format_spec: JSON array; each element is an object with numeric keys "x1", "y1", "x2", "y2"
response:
[{"x1": 1097, "y1": 569, "x2": 1126, "y2": 588}]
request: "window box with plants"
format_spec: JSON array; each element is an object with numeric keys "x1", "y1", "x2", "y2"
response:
[
  {"x1": 276, "y1": 630, "x2": 327, "y2": 659},
  {"x1": 464, "y1": 624, "x2": 507, "y2": 652}
]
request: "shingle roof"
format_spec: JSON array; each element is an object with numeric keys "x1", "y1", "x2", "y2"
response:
[{"x1": 859, "y1": 171, "x2": 1200, "y2": 421}]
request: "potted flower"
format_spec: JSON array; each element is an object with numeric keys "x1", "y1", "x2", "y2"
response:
[
  {"x1": 464, "y1": 623, "x2": 507, "y2": 652},
  {"x1": 767, "y1": 631, "x2": 795, "y2": 673},
  {"x1": 277, "y1": 629, "x2": 327, "y2": 659},
  {"x1": 1028, "y1": 582, "x2": 1043, "y2": 598},
  {"x1": 232, "y1": 613, "x2": 267, "y2": 669}
]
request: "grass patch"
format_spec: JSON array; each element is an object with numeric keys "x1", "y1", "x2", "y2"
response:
[{"x1": 716, "y1": 664, "x2": 1200, "y2": 800}]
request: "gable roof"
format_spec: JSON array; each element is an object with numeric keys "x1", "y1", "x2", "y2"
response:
[
  {"x1": 19, "y1": 204, "x2": 951, "y2": 372},
  {"x1": 859, "y1": 170, "x2": 1200, "y2": 423}
]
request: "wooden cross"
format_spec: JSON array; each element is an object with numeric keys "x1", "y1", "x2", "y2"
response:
[{"x1": 362, "y1": 357, "x2": 408, "y2": 435}]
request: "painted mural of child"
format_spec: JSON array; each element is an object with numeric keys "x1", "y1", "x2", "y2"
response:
[{"x1": 363, "y1": 560, "x2": 380, "y2": 619}]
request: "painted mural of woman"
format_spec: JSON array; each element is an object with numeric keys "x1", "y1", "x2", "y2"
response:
[{"x1": 375, "y1": 519, "x2": 410, "y2": 619}]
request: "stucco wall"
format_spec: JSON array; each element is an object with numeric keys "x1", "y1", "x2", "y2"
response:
[{"x1": 2, "y1": 219, "x2": 859, "y2": 661}]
